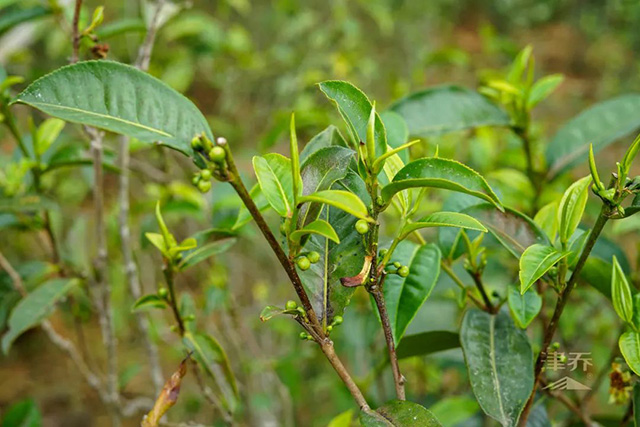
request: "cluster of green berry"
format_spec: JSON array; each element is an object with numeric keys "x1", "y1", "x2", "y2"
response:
[
  {"x1": 378, "y1": 249, "x2": 409, "y2": 277},
  {"x1": 190, "y1": 134, "x2": 227, "y2": 193},
  {"x1": 295, "y1": 251, "x2": 320, "y2": 270}
]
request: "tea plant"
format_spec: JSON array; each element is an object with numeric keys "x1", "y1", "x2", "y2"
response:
[{"x1": 2, "y1": 2, "x2": 640, "y2": 426}]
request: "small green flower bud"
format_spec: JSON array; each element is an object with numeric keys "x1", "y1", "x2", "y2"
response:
[
  {"x1": 398, "y1": 266, "x2": 409, "y2": 277},
  {"x1": 209, "y1": 146, "x2": 226, "y2": 163},
  {"x1": 299, "y1": 332, "x2": 308, "y2": 340},
  {"x1": 296, "y1": 256, "x2": 311, "y2": 271},
  {"x1": 379, "y1": 249, "x2": 388, "y2": 257},
  {"x1": 197, "y1": 180, "x2": 211, "y2": 193},
  {"x1": 355, "y1": 219, "x2": 369, "y2": 234},
  {"x1": 332, "y1": 315, "x2": 343, "y2": 326},
  {"x1": 326, "y1": 325, "x2": 333, "y2": 332},
  {"x1": 551, "y1": 342, "x2": 560, "y2": 350},
  {"x1": 191, "y1": 136, "x2": 203, "y2": 151},
  {"x1": 279, "y1": 222, "x2": 287, "y2": 235},
  {"x1": 393, "y1": 261, "x2": 402, "y2": 269},
  {"x1": 200, "y1": 169, "x2": 212, "y2": 181},
  {"x1": 307, "y1": 251, "x2": 320, "y2": 263},
  {"x1": 185, "y1": 314, "x2": 196, "y2": 321},
  {"x1": 191, "y1": 175, "x2": 200, "y2": 186},
  {"x1": 285, "y1": 300, "x2": 297, "y2": 311},
  {"x1": 158, "y1": 287, "x2": 168, "y2": 299}
]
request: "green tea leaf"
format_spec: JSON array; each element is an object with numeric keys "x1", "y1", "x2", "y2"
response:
[
  {"x1": 0, "y1": 5, "x2": 51, "y2": 37},
  {"x1": 34, "y1": 118, "x2": 65, "y2": 155},
  {"x1": 389, "y1": 85, "x2": 510, "y2": 137},
  {"x1": 620, "y1": 331, "x2": 640, "y2": 376},
  {"x1": 612, "y1": 256, "x2": 634, "y2": 324},
  {"x1": 399, "y1": 211, "x2": 486, "y2": 240},
  {"x1": 14, "y1": 61, "x2": 212, "y2": 155},
  {"x1": 360, "y1": 400, "x2": 442, "y2": 427},
  {"x1": 291, "y1": 219, "x2": 339, "y2": 244},
  {"x1": 132, "y1": 294, "x2": 168, "y2": 312},
  {"x1": 299, "y1": 125, "x2": 348, "y2": 162},
  {"x1": 2, "y1": 278, "x2": 77, "y2": 354},
  {"x1": 546, "y1": 94, "x2": 640, "y2": 178},
  {"x1": 178, "y1": 239, "x2": 236, "y2": 271},
  {"x1": 533, "y1": 201, "x2": 558, "y2": 242},
  {"x1": 519, "y1": 244, "x2": 569, "y2": 293},
  {"x1": 396, "y1": 331, "x2": 460, "y2": 359},
  {"x1": 557, "y1": 176, "x2": 591, "y2": 244},
  {"x1": 527, "y1": 74, "x2": 563, "y2": 109},
  {"x1": 327, "y1": 410, "x2": 354, "y2": 427},
  {"x1": 460, "y1": 309, "x2": 534, "y2": 427},
  {"x1": 318, "y1": 80, "x2": 387, "y2": 160},
  {"x1": 259, "y1": 305, "x2": 299, "y2": 322},
  {"x1": 507, "y1": 285, "x2": 542, "y2": 328},
  {"x1": 383, "y1": 242, "x2": 441, "y2": 343},
  {"x1": 381, "y1": 157, "x2": 503, "y2": 210},
  {"x1": 252, "y1": 154, "x2": 294, "y2": 217},
  {"x1": 429, "y1": 396, "x2": 479, "y2": 427},
  {"x1": 298, "y1": 190, "x2": 370, "y2": 221},
  {"x1": 289, "y1": 113, "x2": 302, "y2": 201}
]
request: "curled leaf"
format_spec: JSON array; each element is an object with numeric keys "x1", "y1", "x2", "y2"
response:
[
  {"x1": 142, "y1": 357, "x2": 188, "y2": 427},
  {"x1": 340, "y1": 256, "x2": 372, "y2": 287}
]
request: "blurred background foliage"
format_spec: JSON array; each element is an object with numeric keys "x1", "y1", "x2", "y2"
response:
[{"x1": 2, "y1": 0, "x2": 640, "y2": 425}]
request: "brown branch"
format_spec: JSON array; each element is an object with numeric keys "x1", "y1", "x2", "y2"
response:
[
  {"x1": 135, "y1": 0, "x2": 166, "y2": 70},
  {"x1": 71, "y1": 0, "x2": 82, "y2": 63},
  {"x1": 519, "y1": 206, "x2": 609, "y2": 425},
  {"x1": 370, "y1": 274, "x2": 405, "y2": 400}
]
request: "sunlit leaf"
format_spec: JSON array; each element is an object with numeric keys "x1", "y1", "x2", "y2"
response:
[{"x1": 519, "y1": 244, "x2": 569, "y2": 293}]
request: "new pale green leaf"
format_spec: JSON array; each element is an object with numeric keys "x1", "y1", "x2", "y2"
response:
[
  {"x1": 290, "y1": 219, "x2": 339, "y2": 244},
  {"x1": 298, "y1": 190, "x2": 370, "y2": 221},
  {"x1": 252, "y1": 154, "x2": 294, "y2": 217},
  {"x1": 519, "y1": 244, "x2": 569, "y2": 293},
  {"x1": 399, "y1": 211, "x2": 486, "y2": 240},
  {"x1": 508, "y1": 285, "x2": 542, "y2": 329},
  {"x1": 557, "y1": 176, "x2": 591, "y2": 244},
  {"x1": 620, "y1": 331, "x2": 640, "y2": 376},
  {"x1": 612, "y1": 256, "x2": 634, "y2": 323}
]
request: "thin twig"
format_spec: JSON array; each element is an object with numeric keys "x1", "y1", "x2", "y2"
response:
[
  {"x1": 71, "y1": 0, "x2": 82, "y2": 63},
  {"x1": 87, "y1": 127, "x2": 121, "y2": 427},
  {"x1": 115, "y1": 0, "x2": 168, "y2": 395},
  {"x1": 440, "y1": 261, "x2": 486, "y2": 309},
  {"x1": 539, "y1": 378, "x2": 593, "y2": 425},
  {"x1": 519, "y1": 206, "x2": 610, "y2": 425},
  {"x1": 370, "y1": 274, "x2": 405, "y2": 400},
  {"x1": 469, "y1": 271, "x2": 496, "y2": 314}
]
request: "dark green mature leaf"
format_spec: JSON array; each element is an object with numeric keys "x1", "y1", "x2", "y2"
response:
[
  {"x1": 399, "y1": 212, "x2": 486, "y2": 240},
  {"x1": 2, "y1": 278, "x2": 78, "y2": 354},
  {"x1": 460, "y1": 309, "x2": 534, "y2": 426},
  {"x1": 252, "y1": 154, "x2": 294, "y2": 217},
  {"x1": 381, "y1": 157, "x2": 503, "y2": 210},
  {"x1": 389, "y1": 85, "x2": 510, "y2": 137},
  {"x1": 429, "y1": 396, "x2": 479, "y2": 427},
  {"x1": 620, "y1": 331, "x2": 640, "y2": 376},
  {"x1": 132, "y1": 294, "x2": 168, "y2": 312},
  {"x1": 519, "y1": 244, "x2": 569, "y2": 293},
  {"x1": 14, "y1": 61, "x2": 212, "y2": 155},
  {"x1": 380, "y1": 111, "x2": 410, "y2": 162},
  {"x1": 1, "y1": 398, "x2": 42, "y2": 427},
  {"x1": 546, "y1": 94, "x2": 640, "y2": 179},
  {"x1": 360, "y1": 400, "x2": 442, "y2": 427},
  {"x1": 384, "y1": 242, "x2": 441, "y2": 343},
  {"x1": 298, "y1": 172, "x2": 368, "y2": 328},
  {"x1": 318, "y1": 81, "x2": 387, "y2": 159},
  {"x1": 508, "y1": 285, "x2": 542, "y2": 329},
  {"x1": 463, "y1": 204, "x2": 550, "y2": 258},
  {"x1": 298, "y1": 146, "x2": 355, "y2": 227},
  {"x1": 396, "y1": 331, "x2": 460, "y2": 359},
  {"x1": 299, "y1": 125, "x2": 348, "y2": 162}
]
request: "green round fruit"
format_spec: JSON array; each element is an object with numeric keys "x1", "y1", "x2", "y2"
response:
[
  {"x1": 200, "y1": 169, "x2": 212, "y2": 181},
  {"x1": 285, "y1": 300, "x2": 298, "y2": 311},
  {"x1": 191, "y1": 136, "x2": 203, "y2": 151},
  {"x1": 158, "y1": 288, "x2": 168, "y2": 299},
  {"x1": 326, "y1": 325, "x2": 333, "y2": 332},
  {"x1": 332, "y1": 315, "x2": 343, "y2": 325},
  {"x1": 355, "y1": 219, "x2": 369, "y2": 234},
  {"x1": 379, "y1": 249, "x2": 388, "y2": 257},
  {"x1": 307, "y1": 251, "x2": 320, "y2": 263},
  {"x1": 393, "y1": 261, "x2": 402, "y2": 269},
  {"x1": 398, "y1": 266, "x2": 409, "y2": 277},
  {"x1": 296, "y1": 256, "x2": 311, "y2": 271},
  {"x1": 197, "y1": 180, "x2": 211, "y2": 193},
  {"x1": 191, "y1": 175, "x2": 200, "y2": 186},
  {"x1": 209, "y1": 146, "x2": 226, "y2": 163},
  {"x1": 299, "y1": 332, "x2": 308, "y2": 340},
  {"x1": 185, "y1": 314, "x2": 196, "y2": 321}
]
